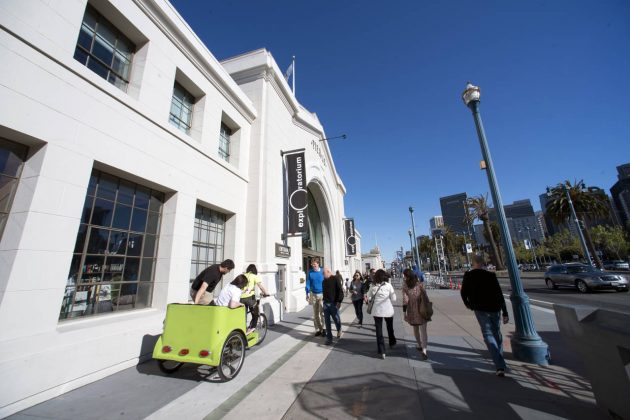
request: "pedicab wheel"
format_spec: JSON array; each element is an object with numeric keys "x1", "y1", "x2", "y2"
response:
[
  {"x1": 158, "y1": 360, "x2": 183, "y2": 374},
  {"x1": 256, "y1": 314, "x2": 268, "y2": 345},
  {"x1": 218, "y1": 331, "x2": 246, "y2": 382}
]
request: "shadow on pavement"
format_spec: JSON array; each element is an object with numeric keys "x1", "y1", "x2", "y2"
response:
[{"x1": 284, "y1": 347, "x2": 606, "y2": 420}]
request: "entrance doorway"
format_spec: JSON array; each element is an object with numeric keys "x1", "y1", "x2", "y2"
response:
[{"x1": 303, "y1": 251, "x2": 324, "y2": 275}]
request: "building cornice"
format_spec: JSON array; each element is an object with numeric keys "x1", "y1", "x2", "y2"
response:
[
  {"x1": 133, "y1": 0, "x2": 257, "y2": 123},
  {"x1": 222, "y1": 49, "x2": 346, "y2": 194}
]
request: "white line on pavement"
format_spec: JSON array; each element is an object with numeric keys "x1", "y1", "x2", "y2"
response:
[{"x1": 503, "y1": 293, "x2": 555, "y2": 314}]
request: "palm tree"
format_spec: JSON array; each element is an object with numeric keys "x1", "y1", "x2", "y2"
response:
[
  {"x1": 546, "y1": 180, "x2": 610, "y2": 268},
  {"x1": 465, "y1": 194, "x2": 505, "y2": 270}
]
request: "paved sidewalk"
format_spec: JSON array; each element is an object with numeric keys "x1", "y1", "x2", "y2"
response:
[{"x1": 8, "y1": 286, "x2": 606, "y2": 420}]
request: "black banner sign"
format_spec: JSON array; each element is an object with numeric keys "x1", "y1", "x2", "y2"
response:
[
  {"x1": 344, "y1": 218, "x2": 357, "y2": 256},
  {"x1": 286, "y1": 151, "x2": 308, "y2": 234}
]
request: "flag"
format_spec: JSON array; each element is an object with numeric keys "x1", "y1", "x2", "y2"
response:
[{"x1": 284, "y1": 62, "x2": 294, "y2": 82}]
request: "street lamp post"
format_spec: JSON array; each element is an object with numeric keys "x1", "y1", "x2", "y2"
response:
[
  {"x1": 558, "y1": 183, "x2": 593, "y2": 267},
  {"x1": 526, "y1": 227, "x2": 540, "y2": 270},
  {"x1": 407, "y1": 229, "x2": 416, "y2": 269},
  {"x1": 462, "y1": 82, "x2": 549, "y2": 365},
  {"x1": 518, "y1": 227, "x2": 540, "y2": 270},
  {"x1": 409, "y1": 207, "x2": 422, "y2": 272}
]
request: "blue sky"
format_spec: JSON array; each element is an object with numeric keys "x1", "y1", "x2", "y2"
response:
[{"x1": 170, "y1": 0, "x2": 630, "y2": 262}]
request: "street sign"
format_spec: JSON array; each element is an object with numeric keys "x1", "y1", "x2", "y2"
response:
[
  {"x1": 524, "y1": 239, "x2": 531, "y2": 250},
  {"x1": 465, "y1": 243, "x2": 472, "y2": 254}
]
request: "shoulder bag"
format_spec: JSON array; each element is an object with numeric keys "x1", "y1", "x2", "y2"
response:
[
  {"x1": 366, "y1": 283, "x2": 384, "y2": 315},
  {"x1": 419, "y1": 286, "x2": 433, "y2": 321}
]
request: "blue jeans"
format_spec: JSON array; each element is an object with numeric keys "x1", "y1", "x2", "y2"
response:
[
  {"x1": 474, "y1": 310, "x2": 506, "y2": 370},
  {"x1": 323, "y1": 302, "x2": 341, "y2": 341}
]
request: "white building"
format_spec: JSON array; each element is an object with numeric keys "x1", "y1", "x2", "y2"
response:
[
  {"x1": 361, "y1": 246, "x2": 384, "y2": 272},
  {"x1": 0, "y1": 0, "x2": 357, "y2": 415}
]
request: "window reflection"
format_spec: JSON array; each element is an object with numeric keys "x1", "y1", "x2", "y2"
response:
[{"x1": 60, "y1": 170, "x2": 163, "y2": 320}]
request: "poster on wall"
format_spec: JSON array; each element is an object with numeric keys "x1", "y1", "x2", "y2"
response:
[
  {"x1": 344, "y1": 218, "x2": 357, "y2": 256},
  {"x1": 286, "y1": 151, "x2": 308, "y2": 235}
]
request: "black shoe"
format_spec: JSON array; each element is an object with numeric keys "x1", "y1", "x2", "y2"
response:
[
  {"x1": 496, "y1": 369, "x2": 505, "y2": 377},
  {"x1": 315, "y1": 331, "x2": 322, "y2": 337},
  {"x1": 390, "y1": 341, "x2": 397, "y2": 348},
  {"x1": 325, "y1": 340, "x2": 332, "y2": 345}
]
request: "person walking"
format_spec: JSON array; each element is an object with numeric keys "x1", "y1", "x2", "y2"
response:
[
  {"x1": 306, "y1": 258, "x2": 325, "y2": 336},
  {"x1": 190, "y1": 259, "x2": 235, "y2": 305},
  {"x1": 461, "y1": 254, "x2": 510, "y2": 377},
  {"x1": 322, "y1": 268, "x2": 343, "y2": 345},
  {"x1": 402, "y1": 269, "x2": 430, "y2": 360},
  {"x1": 366, "y1": 269, "x2": 397, "y2": 359},
  {"x1": 349, "y1": 271, "x2": 365, "y2": 326}
]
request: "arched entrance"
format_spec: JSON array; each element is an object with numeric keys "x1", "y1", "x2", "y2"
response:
[{"x1": 302, "y1": 183, "x2": 332, "y2": 271}]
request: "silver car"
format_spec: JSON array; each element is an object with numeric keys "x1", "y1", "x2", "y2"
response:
[{"x1": 544, "y1": 263, "x2": 629, "y2": 293}]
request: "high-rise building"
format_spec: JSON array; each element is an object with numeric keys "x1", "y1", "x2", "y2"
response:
[
  {"x1": 535, "y1": 211, "x2": 548, "y2": 237},
  {"x1": 503, "y1": 199, "x2": 543, "y2": 244},
  {"x1": 611, "y1": 163, "x2": 630, "y2": 229},
  {"x1": 583, "y1": 186, "x2": 619, "y2": 229},
  {"x1": 429, "y1": 215, "x2": 443, "y2": 236},
  {"x1": 439, "y1": 193, "x2": 468, "y2": 234}
]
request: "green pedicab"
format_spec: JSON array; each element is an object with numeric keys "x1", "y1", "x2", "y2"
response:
[{"x1": 153, "y1": 303, "x2": 259, "y2": 381}]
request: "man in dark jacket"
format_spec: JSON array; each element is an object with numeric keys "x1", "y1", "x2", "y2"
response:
[
  {"x1": 322, "y1": 267, "x2": 343, "y2": 345},
  {"x1": 190, "y1": 259, "x2": 235, "y2": 304},
  {"x1": 461, "y1": 255, "x2": 510, "y2": 377}
]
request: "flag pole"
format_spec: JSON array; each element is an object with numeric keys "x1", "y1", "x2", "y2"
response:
[{"x1": 292, "y1": 55, "x2": 296, "y2": 95}]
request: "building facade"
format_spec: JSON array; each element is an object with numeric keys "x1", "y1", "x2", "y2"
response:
[
  {"x1": 439, "y1": 193, "x2": 467, "y2": 234},
  {"x1": 0, "y1": 0, "x2": 355, "y2": 415}
]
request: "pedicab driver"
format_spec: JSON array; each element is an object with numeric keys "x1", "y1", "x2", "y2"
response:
[{"x1": 190, "y1": 259, "x2": 235, "y2": 305}]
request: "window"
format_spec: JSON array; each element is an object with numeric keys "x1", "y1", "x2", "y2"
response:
[
  {"x1": 74, "y1": 5, "x2": 134, "y2": 91},
  {"x1": 218, "y1": 123, "x2": 231, "y2": 162},
  {"x1": 169, "y1": 82, "x2": 195, "y2": 134},
  {"x1": 190, "y1": 205, "x2": 226, "y2": 289},
  {"x1": 60, "y1": 170, "x2": 164, "y2": 320},
  {"x1": 0, "y1": 138, "x2": 28, "y2": 240}
]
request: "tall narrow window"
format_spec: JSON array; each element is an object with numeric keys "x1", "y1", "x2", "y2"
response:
[
  {"x1": 190, "y1": 205, "x2": 226, "y2": 290},
  {"x1": 0, "y1": 138, "x2": 28, "y2": 241},
  {"x1": 74, "y1": 6, "x2": 134, "y2": 91},
  {"x1": 169, "y1": 82, "x2": 195, "y2": 134},
  {"x1": 219, "y1": 123, "x2": 231, "y2": 162},
  {"x1": 60, "y1": 170, "x2": 164, "y2": 320}
]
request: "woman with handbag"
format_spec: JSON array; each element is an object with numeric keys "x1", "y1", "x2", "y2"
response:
[
  {"x1": 365, "y1": 269, "x2": 397, "y2": 359},
  {"x1": 402, "y1": 268, "x2": 431, "y2": 360}
]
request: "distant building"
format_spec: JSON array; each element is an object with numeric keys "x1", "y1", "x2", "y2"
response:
[
  {"x1": 535, "y1": 211, "x2": 548, "y2": 237},
  {"x1": 503, "y1": 199, "x2": 543, "y2": 244},
  {"x1": 473, "y1": 224, "x2": 488, "y2": 246},
  {"x1": 439, "y1": 193, "x2": 468, "y2": 234},
  {"x1": 583, "y1": 186, "x2": 619, "y2": 229},
  {"x1": 429, "y1": 215, "x2": 443, "y2": 232},
  {"x1": 362, "y1": 245, "x2": 384, "y2": 272},
  {"x1": 611, "y1": 163, "x2": 630, "y2": 229}
]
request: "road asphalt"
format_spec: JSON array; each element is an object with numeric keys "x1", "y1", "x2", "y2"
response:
[{"x1": 7, "y1": 280, "x2": 608, "y2": 420}]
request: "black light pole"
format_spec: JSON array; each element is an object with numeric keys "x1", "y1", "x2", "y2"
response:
[{"x1": 462, "y1": 82, "x2": 549, "y2": 365}]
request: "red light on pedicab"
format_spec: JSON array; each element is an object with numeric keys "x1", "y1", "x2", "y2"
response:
[
  {"x1": 199, "y1": 350, "x2": 210, "y2": 357},
  {"x1": 162, "y1": 346, "x2": 172, "y2": 353},
  {"x1": 179, "y1": 349, "x2": 189, "y2": 356}
]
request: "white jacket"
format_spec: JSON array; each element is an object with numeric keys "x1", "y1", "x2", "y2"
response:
[{"x1": 367, "y1": 282, "x2": 396, "y2": 317}]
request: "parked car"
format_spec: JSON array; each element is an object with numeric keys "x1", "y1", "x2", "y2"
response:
[
  {"x1": 603, "y1": 260, "x2": 630, "y2": 271},
  {"x1": 544, "y1": 263, "x2": 629, "y2": 293}
]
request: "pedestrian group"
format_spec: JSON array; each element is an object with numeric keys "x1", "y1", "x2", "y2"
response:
[{"x1": 190, "y1": 254, "x2": 511, "y2": 376}]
